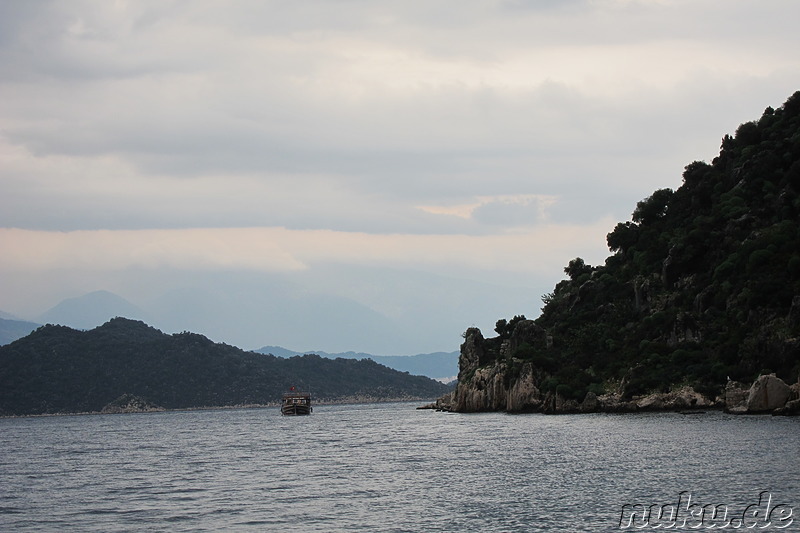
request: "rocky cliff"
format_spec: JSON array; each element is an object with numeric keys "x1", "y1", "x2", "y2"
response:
[{"x1": 435, "y1": 322, "x2": 799, "y2": 414}]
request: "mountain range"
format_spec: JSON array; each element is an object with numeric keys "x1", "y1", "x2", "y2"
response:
[
  {"x1": 36, "y1": 290, "x2": 151, "y2": 330},
  {"x1": 0, "y1": 305, "x2": 458, "y2": 381},
  {"x1": 2, "y1": 262, "x2": 536, "y2": 356},
  {"x1": 0, "y1": 316, "x2": 40, "y2": 346},
  {"x1": 0, "y1": 317, "x2": 451, "y2": 416},
  {"x1": 256, "y1": 346, "x2": 458, "y2": 382}
]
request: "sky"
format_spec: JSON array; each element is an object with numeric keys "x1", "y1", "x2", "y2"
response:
[{"x1": 2, "y1": 0, "x2": 800, "y2": 354}]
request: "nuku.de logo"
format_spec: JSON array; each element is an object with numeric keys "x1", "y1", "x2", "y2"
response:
[{"x1": 618, "y1": 491, "x2": 794, "y2": 530}]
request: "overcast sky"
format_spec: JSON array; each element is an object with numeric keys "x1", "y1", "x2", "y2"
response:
[{"x1": 2, "y1": 0, "x2": 800, "y2": 353}]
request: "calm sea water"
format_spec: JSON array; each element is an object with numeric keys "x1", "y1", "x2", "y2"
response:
[{"x1": 1, "y1": 403, "x2": 798, "y2": 532}]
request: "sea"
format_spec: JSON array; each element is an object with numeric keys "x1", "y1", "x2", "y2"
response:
[{"x1": 1, "y1": 402, "x2": 798, "y2": 532}]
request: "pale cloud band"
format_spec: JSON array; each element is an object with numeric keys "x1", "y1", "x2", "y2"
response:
[
  {"x1": 418, "y1": 194, "x2": 557, "y2": 222},
  {"x1": 0, "y1": 222, "x2": 613, "y2": 277}
]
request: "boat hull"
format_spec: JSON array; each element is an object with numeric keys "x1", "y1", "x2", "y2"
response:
[
  {"x1": 281, "y1": 404, "x2": 312, "y2": 416},
  {"x1": 281, "y1": 392, "x2": 313, "y2": 415}
]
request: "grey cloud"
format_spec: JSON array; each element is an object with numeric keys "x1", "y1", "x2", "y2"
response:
[
  {"x1": 3, "y1": 0, "x2": 800, "y2": 355},
  {"x1": 1, "y1": 0, "x2": 799, "y2": 237}
]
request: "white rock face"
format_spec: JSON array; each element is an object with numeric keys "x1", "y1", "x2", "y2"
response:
[{"x1": 506, "y1": 363, "x2": 542, "y2": 412}]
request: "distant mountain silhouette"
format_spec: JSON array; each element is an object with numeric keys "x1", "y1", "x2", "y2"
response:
[
  {"x1": 0, "y1": 317, "x2": 40, "y2": 345},
  {"x1": 256, "y1": 346, "x2": 459, "y2": 381},
  {"x1": 37, "y1": 290, "x2": 151, "y2": 330},
  {"x1": 14, "y1": 289, "x2": 460, "y2": 379},
  {"x1": 147, "y1": 280, "x2": 409, "y2": 352}
]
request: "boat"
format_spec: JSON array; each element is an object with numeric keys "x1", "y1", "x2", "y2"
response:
[{"x1": 281, "y1": 388, "x2": 313, "y2": 416}]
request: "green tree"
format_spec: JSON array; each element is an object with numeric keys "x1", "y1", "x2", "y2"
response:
[
  {"x1": 631, "y1": 188, "x2": 673, "y2": 225},
  {"x1": 564, "y1": 257, "x2": 593, "y2": 280},
  {"x1": 607, "y1": 221, "x2": 639, "y2": 254}
]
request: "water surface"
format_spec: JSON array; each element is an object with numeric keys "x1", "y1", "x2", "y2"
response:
[{"x1": 1, "y1": 404, "x2": 798, "y2": 531}]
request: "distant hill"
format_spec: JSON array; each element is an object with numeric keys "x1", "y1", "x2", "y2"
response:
[
  {"x1": 37, "y1": 290, "x2": 151, "y2": 330},
  {"x1": 0, "y1": 317, "x2": 40, "y2": 346},
  {"x1": 256, "y1": 346, "x2": 459, "y2": 381},
  {"x1": 447, "y1": 90, "x2": 800, "y2": 413},
  {"x1": 0, "y1": 317, "x2": 451, "y2": 416},
  {"x1": 148, "y1": 280, "x2": 412, "y2": 354}
]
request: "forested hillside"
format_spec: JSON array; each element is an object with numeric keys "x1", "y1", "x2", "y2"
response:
[
  {"x1": 463, "y1": 91, "x2": 800, "y2": 404},
  {"x1": 0, "y1": 318, "x2": 450, "y2": 416}
]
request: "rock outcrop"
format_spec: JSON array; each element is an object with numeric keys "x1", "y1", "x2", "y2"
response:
[
  {"x1": 726, "y1": 375, "x2": 798, "y2": 415},
  {"x1": 724, "y1": 380, "x2": 750, "y2": 414},
  {"x1": 443, "y1": 323, "x2": 547, "y2": 412},
  {"x1": 507, "y1": 363, "x2": 543, "y2": 412},
  {"x1": 774, "y1": 399, "x2": 800, "y2": 416},
  {"x1": 745, "y1": 374, "x2": 791, "y2": 412},
  {"x1": 634, "y1": 386, "x2": 714, "y2": 411},
  {"x1": 101, "y1": 393, "x2": 164, "y2": 414}
]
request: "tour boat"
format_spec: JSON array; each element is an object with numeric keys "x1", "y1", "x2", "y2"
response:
[{"x1": 281, "y1": 389, "x2": 312, "y2": 416}]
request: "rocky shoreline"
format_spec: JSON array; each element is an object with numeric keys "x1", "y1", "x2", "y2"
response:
[
  {"x1": 419, "y1": 322, "x2": 800, "y2": 416},
  {"x1": 1, "y1": 394, "x2": 446, "y2": 418},
  {"x1": 421, "y1": 372, "x2": 800, "y2": 416}
]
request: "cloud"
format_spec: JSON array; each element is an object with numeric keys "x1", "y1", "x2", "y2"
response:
[
  {"x1": 418, "y1": 194, "x2": 557, "y2": 226},
  {"x1": 3, "y1": 1, "x2": 798, "y2": 228},
  {"x1": 0, "y1": 228, "x2": 308, "y2": 272},
  {"x1": 1, "y1": 0, "x2": 799, "y2": 351},
  {"x1": 0, "y1": 221, "x2": 613, "y2": 277},
  {"x1": 0, "y1": 221, "x2": 614, "y2": 351}
]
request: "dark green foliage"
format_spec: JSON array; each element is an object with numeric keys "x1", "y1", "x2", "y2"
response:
[
  {"x1": 564, "y1": 258, "x2": 594, "y2": 280},
  {"x1": 631, "y1": 188, "x2": 674, "y2": 225},
  {"x1": 490, "y1": 91, "x2": 800, "y2": 398},
  {"x1": 495, "y1": 315, "x2": 527, "y2": 338},
  {"x1": 0, "y1": 318, "x2": 450, "y2": 416},
  {"x1": 607, "y1": 222, "x2": 639, "y2": 254}
]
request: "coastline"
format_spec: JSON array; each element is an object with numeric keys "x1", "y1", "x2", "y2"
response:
[{"x1": 0, "y1": 396, "x2": 444, "y2": 419}]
